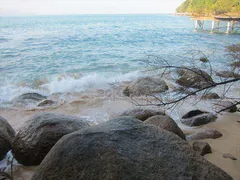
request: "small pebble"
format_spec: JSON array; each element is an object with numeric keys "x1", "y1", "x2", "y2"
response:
[{"x1": 222, "y1": 153, "x2": 237, "y2": 160}]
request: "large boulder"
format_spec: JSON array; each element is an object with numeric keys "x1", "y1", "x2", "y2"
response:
[
  {"x1": 187, "y1": 129, "x2": 223, "y2": 140},
  {"x1": 32, "y1": 117, "x2": 232, "y2": 180},
  {"x1": 181, "y1": 110, "x2": 217, "y2": 126},
  {"x1": 12, "y1": 113, "x2": 90, "y2": 166},
  {"x1": 144, "y1": 115, "x2": 185, "y2": 139},
  {"x1": 126, "y1": 77, "x2": 168, "y2": 96},
  {"x1": 0, "y1": 117, "x2": 15, "y2": 160},
  {"x1": 176, "y1": 68, "x2": 214, "y2": 89},
  {"x1": 120, "y1": 108, "x2": 165, "y2": 121}
]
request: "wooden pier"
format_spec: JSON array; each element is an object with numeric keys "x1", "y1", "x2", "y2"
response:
[{"x1": 191, "y1": 16, "x2": 240, "y2": 34}]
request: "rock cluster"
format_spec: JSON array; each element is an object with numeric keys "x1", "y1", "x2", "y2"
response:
[{"x1": 32, "y1": 117, "x2": 232, "y2": 180}]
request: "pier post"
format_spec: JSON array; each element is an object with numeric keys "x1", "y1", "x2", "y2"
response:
[
  {"x1": 217, "y1": 21, "x2": 220, "y2": 33},
  {"x1": 211, "y1": 21, "x2": 215, "y2": 34},
  {"x1": 201, "y1": 20, "x2": 204, "y2": 29},
  {"x1": 232, "y1": 21, "x2": 235, "y2": 32},
  {"x1": 226, "y1": 21, "x2": 231, "y2": 34},
  {"x1": 194, "y1": 20, "x2": 198, "y2": 32}
]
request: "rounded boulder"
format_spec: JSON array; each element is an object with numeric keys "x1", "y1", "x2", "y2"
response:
[
  {"x1": 12, "y1": 113, "x2": 90, "y2": 166},
  {"x1": 120, "y1": 108, "x2": 165, "y2": 121},
  {"x1": 0, "y1": 116, "x2": 15, "y2": 160},
  {"x1": 144, "y1": 115, "x2": 185, "y2": 139}
]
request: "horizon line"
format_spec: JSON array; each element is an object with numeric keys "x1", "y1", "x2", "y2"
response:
[{"x1": 0, "y1": 12, "x2": 177, "y2": 17}]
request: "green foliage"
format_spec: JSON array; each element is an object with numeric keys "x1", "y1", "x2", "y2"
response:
[{"x1": 176, "y1": 0, "x2": 240, "y2": 15}]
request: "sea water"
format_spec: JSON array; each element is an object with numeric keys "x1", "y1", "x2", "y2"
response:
[{"x1": 0, "y1": 14, "x2": 239, "y2": 107}]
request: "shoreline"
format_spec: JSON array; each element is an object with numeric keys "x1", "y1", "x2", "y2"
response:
[{"x1": 1, "y1": 101, "x2": 239, "y2": 179}]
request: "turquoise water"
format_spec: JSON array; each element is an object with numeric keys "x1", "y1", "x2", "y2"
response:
[{"x1": 0, "y1": 14, "x2": 239, "y2": 105}]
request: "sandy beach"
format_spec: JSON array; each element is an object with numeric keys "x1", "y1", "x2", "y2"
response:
[{"x1": 0, "y1": 97, "x2": 239, "y2": 179}]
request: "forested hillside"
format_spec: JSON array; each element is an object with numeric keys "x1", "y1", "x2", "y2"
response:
[{"x1": 176, "y1": 0, "x2": 240, "y2": 15}]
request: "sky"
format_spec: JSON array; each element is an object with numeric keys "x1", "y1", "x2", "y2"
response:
[{"x1": 0, "y1": 0, "x2": 185, "y2": 16}]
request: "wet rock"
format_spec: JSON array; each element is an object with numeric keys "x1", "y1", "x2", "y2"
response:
[
  {"x1": 0, "y1": 117, "x2": 15, "y2": 160},
  {"x1": 202, "y1": 92, "x2": 220, "y2": 100},
  {"x1": 0, "y1": 117, "x2": 15, "y2": 139},
  {"x1": 230, "y1": 61, "x2": 240, "y2": 69},
  {"x1": 222, "y1": 153, "x2": 238, "y2": 160},
  {"x1": 120, "y1": 108, "x2": 165, "y2": 121},
  {"x1": 181, "y1": 110, "x2": 217, "y2": 127},
  {"x1": 216, "y1": 71, "x2": 240, "y2": 78},
  {"x1": 13, "y1": 93, "x2": 47, "y2": 107},
  {"x1": 0, "y1": 172, "x2": 12, "y2": 180},
  {"x1": 182, "y1": 110, "x2": 205, "y2": 119},
  {"x1": 144, "y1": 115, "x2": 185, "y2": 139},
  {"x1": 187, "y1": 129, "x2": 223, "y2": 140},
  {"x1": 176, "y1": 68, "x2": 214, "y2": 89},
  {"x1": 32, "y1": 117, "x2": 232, "y2": 180},
  {"x1": 214, "y1": 101, "x2": 238, "y2": 113},
  {"x1": 37, "y1": 100, "x2": 56, "y2": 107},
  {"x1": 12, "y1": 113, "x2": 90, "y2": 166},
  {"x1": 192, "y1": 141, "x2": 212, "y2": 156},
  {"x1": 16, "y1": 93, "x2": 47, "y2": 101},
  {"x1": 127, "y1": 77, "x2": 168, "y2": 96}
]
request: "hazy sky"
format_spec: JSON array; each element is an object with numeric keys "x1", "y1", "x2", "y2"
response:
[{"x1": 0, "y1": 0, "x2": 185, "y2": 16}]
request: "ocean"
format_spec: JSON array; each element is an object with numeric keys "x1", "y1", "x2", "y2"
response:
[{"x1": 0, "y1": 14, "x2": 239, "y2": 107}]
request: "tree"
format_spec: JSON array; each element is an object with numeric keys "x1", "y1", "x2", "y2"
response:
[
  {"x1": 176, "y1": 0, "x2": 238, "y2": 15},
  {"x1": 127, "y1": 44, "x2": 240, "y2": 113}
]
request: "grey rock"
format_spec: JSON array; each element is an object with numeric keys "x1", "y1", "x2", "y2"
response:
[
  {"x1": 0, "y1": 172, "x2": 12, "y2": 180},
  {"x1": 192, "y1": 141, "x2": 212, "y2": 156},
  {"x1": 187, "y1": 129, "x2": 223, "y2": 140},
  {"x1": 216, "y1": 71, "x2": 240, "y2": 78},
  {"x1": 214, "y1": 101, "x2": 238, "y2": 113},
  {"x1": 12, "y1": 113, "x2": 90, "y2": 166},
  {"x1": 181, "y1": 111, "x2": 217, "y2": 127},
  {"x1": 181, "y1": 113, "x2": 217, "y2": 127},
  {"x1": 0, "y1": 117, "x2": 15, "y2": 160},
  {"x1": 230, "y1": 61, "x2": 240, "y2": 69},
  {"x1": 127, "y1": 77, "x2": 168, "y2": 96},
  {"x1": 176, "y1": 68, "x2": 214, "y2": 89},
  {"x1": 32, "y1": 117, "x2": 232, "y2": 180},
  {"x1": 16, "y1": 93, "x2": 47, "y2": 101},
  {"x1": 182, "y1": 110, "x2": 206, "y2": 119},
  {"x1": 120, "y1": 108, "x2": 165, "y2": 121},
  {"x1": 12, "y1": 93, "x2": 47, "y2": 107},
  {"x1": 37, "y1": 100, "x2": 56, "y2": 107},
  {"x1": 202, "y1": 93, "x2": 220, "y2": 100},
  {"x1": 144, "y1": 115, "x2": 185, "y2": 139},
  {"x1": 222, "y1": 153, "x2": 238, "y2": 160}
]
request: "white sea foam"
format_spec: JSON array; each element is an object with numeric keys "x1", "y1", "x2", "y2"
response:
[
  {"x1": 0, "y1": 71, "x2": 142, "y2": 107},
  {"x1": 41, "y1": 71, "x2": 142, "y2": 94}
]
